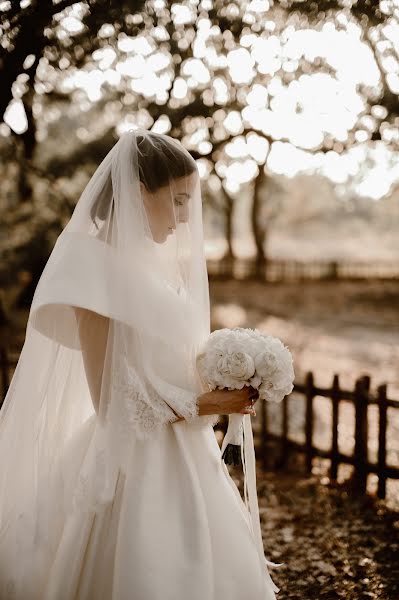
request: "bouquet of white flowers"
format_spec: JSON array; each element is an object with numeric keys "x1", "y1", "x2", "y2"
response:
[{"x1": 196, "y1": 327, "x2": 295, "y2": 466}]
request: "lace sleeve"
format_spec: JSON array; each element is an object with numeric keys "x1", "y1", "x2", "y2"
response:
[
  {"x1": 74, "y1": 308, "x2": 220, "y2": 438},
  {"x1": 110, "y1": 355, "x2": 221, "y2": 440}
]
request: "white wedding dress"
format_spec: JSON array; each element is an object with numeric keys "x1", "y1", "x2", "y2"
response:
[
  {"x1": 39, "y1": 412, "x2": 276, "y2": 600},
  {"x1": 26, "y1": 310, "x2": 278, "y2": 600}
]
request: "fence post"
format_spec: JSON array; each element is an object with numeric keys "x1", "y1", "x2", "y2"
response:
[
  {"x1": 353, "y1": 375, "x2": 370, "y2": 494},
  {"x1": 330, "y1": 374, "x2": 340, "y2": 481},
  {"x1": 305, "y1": 371, "x2": 314, "y2": 474},
  {"x1": 329, "y1": 260, "x2": 339, "y2": 280},
  {"x1": 377, "y1": 383, "x2": 388, "y2": 499}
]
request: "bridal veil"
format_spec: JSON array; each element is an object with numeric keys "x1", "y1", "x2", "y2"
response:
[{"x1": 0, "y1": 129, "x2": 217, "y2": 596}]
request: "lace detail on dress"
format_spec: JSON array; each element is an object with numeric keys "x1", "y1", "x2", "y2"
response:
[
  {"x1": 109, "y1": 357, "x2": 177, "y2": 441},
  {"x1": 107, "y1": 355, "x2": 219, "y2": 438}
]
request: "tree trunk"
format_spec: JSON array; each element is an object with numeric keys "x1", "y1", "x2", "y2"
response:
[
  {"x1": 221, "y1": 187, "x2": 234, "y2": 278},
  {"x1": 251, "y1": 166, "x2": 268, "y2": 280}
]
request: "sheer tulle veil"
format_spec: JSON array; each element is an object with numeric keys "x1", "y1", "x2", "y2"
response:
[{"x1": 0, "y1": 129, "x2": 214, "y2": 596}]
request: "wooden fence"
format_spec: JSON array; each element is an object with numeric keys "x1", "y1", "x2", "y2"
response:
[
  {"x1": 207, "y1": 257, "x2": 399, "y2": 282},
  {"x1": 255, "y1": 372, "x2": 397, "y2": 500},
  {"x1": 1, "y1": 346, "x2": 398, "y2": 500}
]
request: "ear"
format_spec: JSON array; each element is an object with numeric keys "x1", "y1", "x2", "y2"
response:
[{"x1": 139, "y1": 181, "x2": 150, "y2": 205}]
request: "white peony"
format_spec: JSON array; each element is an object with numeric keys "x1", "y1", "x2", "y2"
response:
[
  {"x1": 254, "y1": 350, "x2": 279, "y2": 379},
  {"x1": 196, "y1": 327, "x2": 295, "y2": 403},
  {"x1": 217, "y1": 351, "x2": 255, "y2": 381}
]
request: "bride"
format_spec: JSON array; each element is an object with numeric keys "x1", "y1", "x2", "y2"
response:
[{"x1": 0, "y1": 129, "x2": 281, "y2": 599}]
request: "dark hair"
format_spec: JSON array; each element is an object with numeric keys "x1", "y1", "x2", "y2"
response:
[
  {"x1": 90, "y1": 131, "x2": 197, "y2": 226},
  {"x1": 136, "y1": 132, "x2": 197, "y2": 192}
]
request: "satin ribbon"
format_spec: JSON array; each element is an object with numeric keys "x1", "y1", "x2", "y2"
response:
[{"x1": 241, "y1": 414, "x2": 283, "y2": 594}]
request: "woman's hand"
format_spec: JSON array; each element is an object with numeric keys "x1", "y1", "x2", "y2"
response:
[{"x1": 197, "y1": 387, "x2": 258, "y2": 418}]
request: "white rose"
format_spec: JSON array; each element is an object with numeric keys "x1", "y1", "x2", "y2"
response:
[
  {"x1": 254, "y1": 350, "x2": 279, "y2": 379},
  {"x1": 196, "y1": 327, "x2": 294, "y2": 402},
  {"x1": 217, "y1": 351, "x2": 255, "y2": 381}
]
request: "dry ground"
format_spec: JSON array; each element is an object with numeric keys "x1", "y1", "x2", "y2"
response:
[{"x1": 227, "y1": 457, "x2": 399, "y2": 600}]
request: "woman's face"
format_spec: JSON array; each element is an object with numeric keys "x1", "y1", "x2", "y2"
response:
[{"x1": 140, "y1": 173, "x2": 197, "y2": 243}]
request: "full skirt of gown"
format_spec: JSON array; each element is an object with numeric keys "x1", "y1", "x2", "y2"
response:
[{"x1": 28, "y1": 415, "x2": 278, "y2": 600}]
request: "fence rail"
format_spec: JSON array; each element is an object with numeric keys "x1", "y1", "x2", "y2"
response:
[{"x1": 207, "y1": 257, "x2": 399, "y2": 282}]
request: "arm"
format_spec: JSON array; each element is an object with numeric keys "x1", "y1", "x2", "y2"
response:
[
  {"x1": 172, "y1": 392, "x2": 217, "y2": 421},
  {"x1": 73, "y1": 306, "x2": 110, "y2": 415},
  {"x1": 171, "y1": 392, "x2": 223, "y2": 426},
  {"x1": 73, "y1": 308, "x2": 221, "y2": 429},
  {"x1": 73, "y1": 306, "x2": 189, "y2": 426}
]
